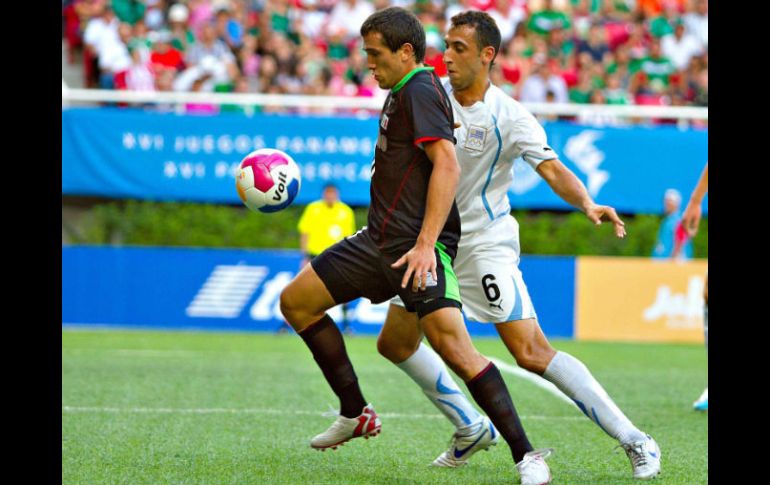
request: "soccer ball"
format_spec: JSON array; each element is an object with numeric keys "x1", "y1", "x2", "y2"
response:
[{"x1": 235, "y1": 148, "x2": 301, "y2": 213}]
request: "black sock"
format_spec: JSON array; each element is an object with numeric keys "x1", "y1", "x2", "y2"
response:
[
  {"x1": 466, "y1": 362, "x2": 533, "y2": 462},
  {"x1": 298, "y1": 314, "x2": 367, "y2": 418}
]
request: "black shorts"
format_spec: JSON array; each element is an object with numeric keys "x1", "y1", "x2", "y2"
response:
[{"x1": 311, "y1": 229, "x2": 462, "y2": 319}]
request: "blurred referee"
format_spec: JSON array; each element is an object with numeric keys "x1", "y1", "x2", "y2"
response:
[{"x1": 295, "y1": 183, "x2": 357, "y2": 333}]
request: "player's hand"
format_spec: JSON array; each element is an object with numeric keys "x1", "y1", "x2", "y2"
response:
[
  {"x1": 585, "y1": 204, "x2": 626, "y2": 238},
  {"x1": 391, "y1": 242, "x2": 437, "y2": 292},
  {"x1": 680, "y1": 201, "x2": 702, "y2": 237}
]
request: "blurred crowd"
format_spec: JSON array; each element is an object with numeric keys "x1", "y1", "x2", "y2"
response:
[{"x1": 63, "y1": 0, "x2": 708, "y2": 117}]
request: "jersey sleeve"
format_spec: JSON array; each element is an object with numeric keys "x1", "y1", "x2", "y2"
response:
[
  {"x1": 405, "y1": 80, "x2": 456, "y2": 150},
  {"x1": 509, "y1": 112, "x2": 559, "y2": 170}
]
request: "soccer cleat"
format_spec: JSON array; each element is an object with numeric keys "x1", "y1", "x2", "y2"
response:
[
  {"x1": 310, "y1": 403, "x2": 381, "y2": 450},
  {"x1": 431, "y1": 416, "x2": 499, "y2": 467},
  {"x1": 621, "y1": 434, "x2": 661, "y2": 480},
  {"x1": 515, "y1": 448, "x2": 553, "y2": 485},
  {"x1": 693, "y1": 388, "x2": 708, "y2": 412}
]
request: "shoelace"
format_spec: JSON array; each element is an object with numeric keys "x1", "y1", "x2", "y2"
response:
[
  {"x1": 444, "y1": 421, "x2": 484, "y2": 450},
  {"x1": 617, "y1": 442, "x2": 648, "y2": 467},
  {"x1": 321, "y1": 404, "x2": 340, "y2": 418},
  {"x1": 516, "y1": 449, "x2": 554, "y2": 472}
]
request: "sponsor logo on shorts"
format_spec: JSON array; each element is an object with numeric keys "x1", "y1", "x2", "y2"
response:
[{"x1": 417, "y1": 273, "x2": 439, "y2": 287}]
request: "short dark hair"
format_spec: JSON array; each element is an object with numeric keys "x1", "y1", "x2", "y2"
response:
[
  {"x1": 450, "y1": 11, "x2": 502, "y2": 68},
  {"x1": 360, "y1": 7, "x2": 426, "y2": 64}
]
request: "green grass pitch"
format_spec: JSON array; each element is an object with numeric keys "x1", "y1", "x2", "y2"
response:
[{"x1": 62, "y1": 329, "x2": 708, "y2": 484}]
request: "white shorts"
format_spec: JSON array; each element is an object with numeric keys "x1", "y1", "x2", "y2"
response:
[{"x1": 391, "y1": 215, "x2": 537, "y2": 324}]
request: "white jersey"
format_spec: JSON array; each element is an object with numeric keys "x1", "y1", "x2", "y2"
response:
[
  {"x1": 392, "y1": 81, "x2": 558, "y2": 323},
  {"x1": 445, "y1": 81, "x2": 558, "y2": 236}
]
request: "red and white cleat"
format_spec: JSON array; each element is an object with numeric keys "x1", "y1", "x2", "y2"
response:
[{"x1": 310, "y1": 404, "x2": 382, "y2": 450}]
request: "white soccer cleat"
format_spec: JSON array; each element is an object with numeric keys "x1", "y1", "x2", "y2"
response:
[
  {"x1": 515, "y1": 448, "x2": 553, "y2": 485},
  {"x1": 431, "y1": 416, "x2": 499, "y2": 467},
  {"x1": 621, "y1": 434, "x2": 661, "y2": 480},
  {"x1": 310, "y1": 403, "x2": 381, "y2": 450},
  {"x1": 693, "y1": 388, "x2": 708, "y2": 412}
]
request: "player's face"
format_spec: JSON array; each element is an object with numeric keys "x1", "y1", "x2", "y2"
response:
[
  {"x1": 363, "y1": 31, "x2": 408, "y2": 89},
  {"x1": 443, "y1": 25, "x2": 490, "y2": 92}
]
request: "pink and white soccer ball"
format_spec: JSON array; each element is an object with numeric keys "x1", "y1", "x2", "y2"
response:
[{"x1": 235, "y1": 148, "x2": 302, "y2": 213}]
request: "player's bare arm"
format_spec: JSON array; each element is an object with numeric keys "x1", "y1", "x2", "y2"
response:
[
  {"x1": 536, "y1": 158, "x2": 626, "y2": 238},
  {"x1": 681, "y1": 163, "x2": 708, "y2": 236},
  {"x1": 391, "y1": 138, "x2": 460, "y2": 291}
]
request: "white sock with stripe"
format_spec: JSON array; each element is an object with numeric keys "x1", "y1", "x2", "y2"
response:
[
  {"x1": 396, "y1": 342, "x2": 483, "y2": 432},
  {"x1": 543, "y1": 351, "x2": 645, "y2": 445}
]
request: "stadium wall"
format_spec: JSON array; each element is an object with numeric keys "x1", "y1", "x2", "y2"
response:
[
  {"x1": 62, "y1": 108, "x2": 708, "y2": 215},
  {"x1": 62, "y1": 246, "x2": 706, "y2": 343}
]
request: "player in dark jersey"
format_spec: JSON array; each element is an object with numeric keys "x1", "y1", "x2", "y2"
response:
[{"x1": 279, "y1": 9, "x2": 550, "y2": 481}]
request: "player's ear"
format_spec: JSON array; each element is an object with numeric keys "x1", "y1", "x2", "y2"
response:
[
  {"x1": 481, "y1": 46, "x2": 496, "y2": 66},
  {"x1": 400, "y1": 42, "x2": 414, "y2": 61}
]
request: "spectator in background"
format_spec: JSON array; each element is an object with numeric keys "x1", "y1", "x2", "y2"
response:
[
  {"x1": 527, "y1": 0, "x2": 571, "y2": 36},
  {"x1": 603, "y1": 72, "x2": 632, "y2": 105},
  {"x1": 569, "y1": 68, "x2": 593, "y2": 104},
  {"x1": 652, "y1": 188, "x2": 692, "y2": 260},
  {"x1": 125, "y1": 45, "x2": 156, "y2": 91},
  {"x1": 129, "y1": 19, "x2": 153, "y2": 62},
  {"x1": 625, "y1": 18, "x2": 651, "y2": 61},
  {"x1": 238, "y1": 33, "x2": 261, "y2": 83},
  {"x1": 545, "y1": 27, "x2": 574, "y2": 71},
  {"x1": 660, "y1": 19, "x2": 703, "y2": 71},
  {"x1": 184, "y1": 21, "x2": 239, "y2": 89},
  {"x1": 83, "y1": 5, "x2": 120, "y2": 87},
  {"x1": 497, "y1": 35, "x2": 529, "y2": 94},
  {"x1": 188, "y1": 0, "x2": 217, "y2": 33},
  {"x1": 143, "y1": 0, "x2": 165, "y2": 31},
  {"x1": 150, "y1": 30, "x2": 185, "y2": 73},
  {"x1": 214, "y1": 3, "x2": 244, "y2": 50},
  {"x1": 325, "y1": 0, "x2": 375, "y2": 42},
  {"x1": 291, "y1": 183, "x2": 357, "y2": 334},
  {"x1": 682, "y1": 0, "x2": 707, "y2": 50},
  {"x1": 168, "y1": 2, "x2": 196, "y2": 53},
  {"x1": 112, "y1": 0, "x2": 146, "y2": 25},
  {"x1": 488, "y1": 0, "x2": 526, "y2": 45},
  {"x1": 630, "y1": 37, "x2": 675, "y2": 97},
  {"x1": 68, "y1": 0, "x2": 707, "y2": 113},
  {"x1": 97, "y1": 21, "x2": 133, "y2": 89},
  {"x1": 648, "y1": 2, "x2": 678, "y2": 39},
  {"x1": 577, "y1": 22, "x2": 610, "y2": 64},
  {"x1": 519, "y1": 60, "x2": 568, "y2": 104}
]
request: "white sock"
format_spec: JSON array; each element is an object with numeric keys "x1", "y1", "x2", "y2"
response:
[
  {"x1": 396, "y1": 342, "x2": 483, "y2": 431},
  {"x1": 543, "y1": 351, "x2": 645, "y2": 445}
]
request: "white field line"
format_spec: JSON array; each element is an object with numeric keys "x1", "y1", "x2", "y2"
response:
[
  {"x1": 490, "y1": 357, "x2": 578, "y2": 408},
  {"x1": 64, "y1": 349, "x2": 578, "y2": 410},
  {"x1": 61, "y1": 405, "x2": 583, "y2": 421}
]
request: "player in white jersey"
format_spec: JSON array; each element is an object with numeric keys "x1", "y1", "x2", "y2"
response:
[{"x1": 375, "y1": 11, "x2": 661, "y2": 482}]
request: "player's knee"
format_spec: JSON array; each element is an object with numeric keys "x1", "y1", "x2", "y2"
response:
[
  {"x1": 279, "y1": 285, "x2": 302, "y2": 322},
  {"x1": 514, "y1": 342, "x2": 555, "y2": 375},
  {"x1": 376, "y1": 334, "x2": 413, "y2": 363}
]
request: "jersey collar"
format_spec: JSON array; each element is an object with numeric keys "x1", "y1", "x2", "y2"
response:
[{"x1": 391, "y1": 66, "x2": 434, "y2": 93}]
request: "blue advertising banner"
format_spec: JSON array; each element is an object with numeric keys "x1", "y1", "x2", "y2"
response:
[
  {"x1": 62, "y1": 246, "x2": 575, "y2": 338},
  {"x1": 62, "y1": 108, "x2": 707, "y2": 214}
]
